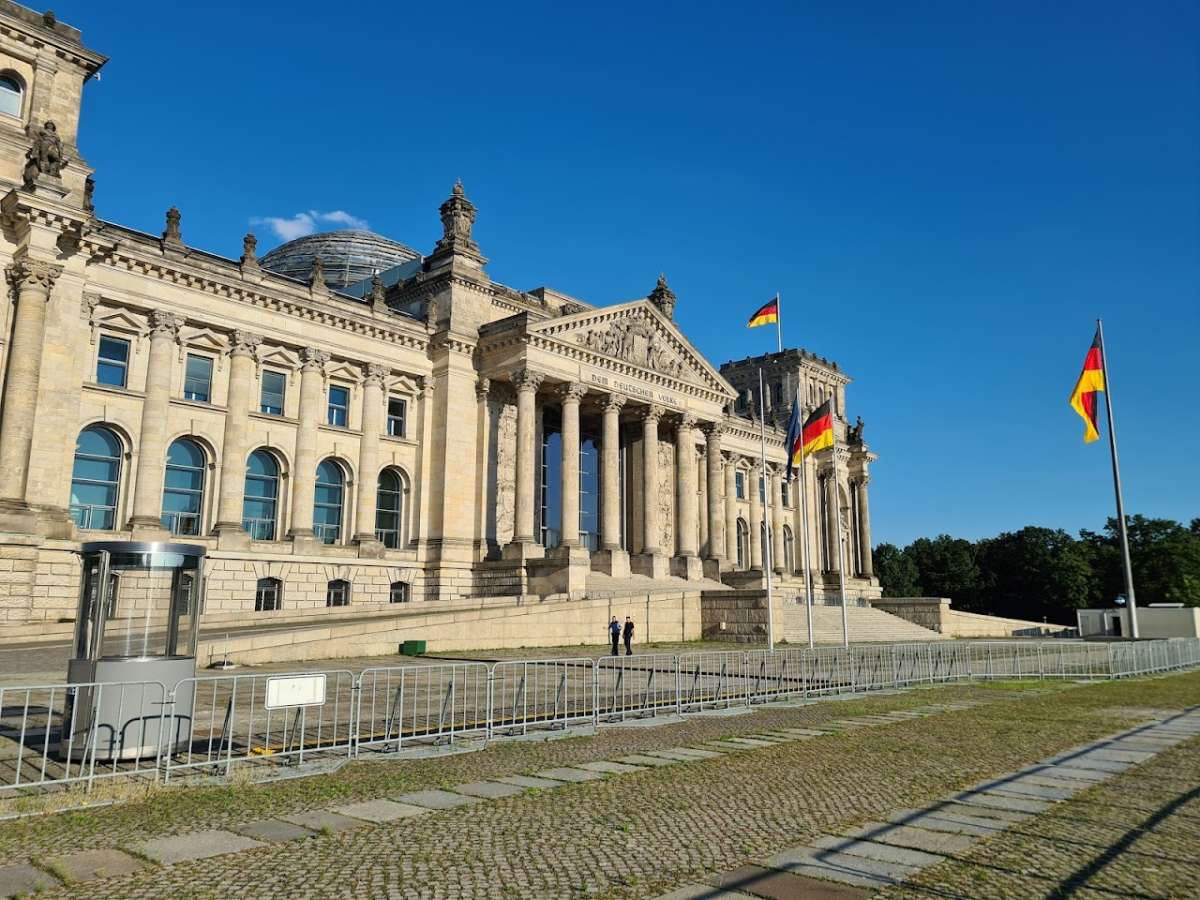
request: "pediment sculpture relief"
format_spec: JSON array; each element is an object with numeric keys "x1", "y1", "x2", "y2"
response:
[{"x1": 574, "y1": 310, "x2": 686, "y2": 380}]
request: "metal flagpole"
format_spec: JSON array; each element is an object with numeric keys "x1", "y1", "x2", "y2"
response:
[
  {"x1": 758, "y1": 368, "x2": 775, "y2": 651},
  {"x1": 1096, "y1": 318, "x2": 1139, "y2": 640},
  {"x1": 775, "y1": 292, "x2": 783, "y2": 353},
  {"x1": 829, "y1": 395, "x2": 849, "y2": 648},
  {"x1": 797, "y1": 400, "x2": 815, "y2": 649}
]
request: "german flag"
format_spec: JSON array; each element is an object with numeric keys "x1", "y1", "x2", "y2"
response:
[
  {"x1": 801, "y1": 400, "x2": 835, "y2": 456},
  {"x1": 1069, "y1": 327, "x2": 1106, "y2": 443},
  {"x1": 747, "y1": 296, "x2": 779, "y2": 328}
]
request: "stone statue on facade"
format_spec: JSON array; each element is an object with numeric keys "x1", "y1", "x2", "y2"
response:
[
  {"x1": 848, "y1": 416, "x2": 865, "y2": 444},
  {"x1": 240, "y1": 232, "x2": 259, "y2": 270},
  {"x1": 23, "y1": 121, "x2": 66, "y2": 185},
  {"x1": 83, "y1": 175, "x2": 95, "y2": 214},
  {"x1": 309, "y1": 256, "x2": 326, "y2": 289},
  {"x1": 647, "y1": 273, "x2": 677, "y2": 321},
  {"x1": 162, "y1": 206, "x2": 182, "y2": 246},
  {"x1": 368, "y1": 272, "x2": 386, "y2": 309}
]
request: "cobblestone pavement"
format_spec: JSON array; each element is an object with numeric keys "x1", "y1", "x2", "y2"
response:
[
  {"x1": 0, "y1": 672, "x2": 1196, "y2": 899},
  {"x1": 876, "y1": 716, "x2": 1200, "y2": 899}
]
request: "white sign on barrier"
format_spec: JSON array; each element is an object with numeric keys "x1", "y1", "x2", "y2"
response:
[{"x1": 265, "y1": 674, "x2": 327, "y2": 709}]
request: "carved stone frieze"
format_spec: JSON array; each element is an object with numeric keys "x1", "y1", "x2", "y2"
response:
[{"x1": 574, "y1": 308, "x2": 685, "y2": 379}]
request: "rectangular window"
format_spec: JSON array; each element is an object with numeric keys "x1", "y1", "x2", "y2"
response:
[
  {"x1": 781, "y1": 481, "x2": 790, "y2": 507},
  {"x1": 735, "y1": 471, "x2": 745, "y2": 500},
  {"x1": 325, "y1": 580, "x2": 350, "y2": 607},
  {"x1": 96, "y1": 336, "x2": 130, "y2": 387},
  {"x1": 183, "y1": 354, "x2": 213, "y2": 403},
  {"x1": 327, "y1": 385, "x2": 349, "y2": 427},
  {"x1": 386, "y1": 397, "x2": 407, "y2": 437},
  {"x1": 260, "y1": 370, "x2": 286, "y2": 415},
  {"x1": 255, "y1": 579, "x2": 281, "y2": 612}
]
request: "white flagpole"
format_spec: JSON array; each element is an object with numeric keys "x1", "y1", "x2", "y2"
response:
[
  {"x1": 775, "y1": 291, "x2": 783, "y2": 353},
  {"x1": 758, "y1": 368, "x2": 775, "y2": 651},
  {"x1": 829, "y1": 395, "x2": 849, "y2": 648},
  {"x1": 1096, "y1": 318, "x2": 1139, "y2": 640},
  {"x1": 797, "y1": 400, "x2": 815, "y2": 649}
]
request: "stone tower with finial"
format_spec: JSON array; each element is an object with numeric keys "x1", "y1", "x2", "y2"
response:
[{"x1": 648, "y1": 273, "x2": 677, "y2": 320}]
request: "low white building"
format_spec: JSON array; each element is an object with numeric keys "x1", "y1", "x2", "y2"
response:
[{"x1": 1077, "y1": 606, "x2": 1200, "y2": 640}]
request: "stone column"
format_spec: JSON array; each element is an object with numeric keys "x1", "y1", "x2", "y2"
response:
[
  {"x1": 856, "y1": 476, "x2": 874, "y2": 578},
  {"x1": 723, "y1": 453, "x2": 737, "y2": 565},
  {"x1": 672, "y1": 414, "x2": 702, "y2": 580},
  {"x1": 353, "y1": 364, "x2": 388, "y2": 545},
  {"x1": 697, "y1": 446, "x2": 708, "y2": 556},
  {"x1": 640, "y1": 405, "x2": 662, "y2": 555},
  {"x1": 214, "y1": 330, "x2": 261, "y2": 542},
  {"x1": 287, "y1": 347, "x2": 329, "y2": 538},
  {"x1": 505, "y1": 368, "x2": 543, "y2": 557},
  {"x1": 0, "y1": 259, "x2": 61, "y2": 512},
  {"x1": 825, "y1": 468, "x2": 842, "y2": 576},
  {"x1": 748, "y1": 460, "x2": 763, "y2": 569},
  {"x1": 557, "y1": 382, "x2": 586, "y2": 549},
  {"x1": 600, "y1": 395, "x2": 624, "y2": 550},
  {"x1": 128, "y1": 309, "x2": 181, "y2": 532},
  {"x1": 704, "y1": 424, "x2": 725, "y2": 564},
  {"x1": 771, "y1": 466, "x2": 786, "y2": 573}
]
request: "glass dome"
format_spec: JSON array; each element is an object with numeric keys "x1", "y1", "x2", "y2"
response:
[{"x1": 260, "y1": 230, "x2": 421, "y2": 291}]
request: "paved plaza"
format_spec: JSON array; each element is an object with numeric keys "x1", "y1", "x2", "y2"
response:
[{"x1": 0, "y1": 670, "x2": 1197, "y2": 898}]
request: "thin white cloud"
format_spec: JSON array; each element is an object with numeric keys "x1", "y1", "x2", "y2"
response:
[{"x1": 251, "y1": 210, "x2": 370, "y2": 242}]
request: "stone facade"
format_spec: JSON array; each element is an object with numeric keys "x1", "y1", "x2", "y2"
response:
[{"x1": 0, "y1": 2, "x2": 878, "y2": 637}]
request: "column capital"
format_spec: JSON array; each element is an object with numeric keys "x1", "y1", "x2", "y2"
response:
[
  {"x1": 701, "y1": 421, "x2": 725, "y2": 440},
  {"x1": 363, "y1": 363, "x2": 389, "y2": 387},
  {"x1": 300, "y1": 347, "x2": 330, "y2": 372},
  {"x1": 721, "y1": 449, "x2": 738, "y2": 465},
  {"x1": 148, "y1": 308, "x2": 182, "y2": 341},
  {"x1": 639, "y1": 403, "x2": 665, "y2": 424},
  {"x1": 417, "y1": 374, "x2": 435, "y2": 397},
  {"x1": 229, "y1": 330, "x2": 262, "y2": 359},
  {"x1": 6, "y1": 258, "x2": 62, "y2": 294},
  {"x1": 511, "y1": 368, "x2": 545, "y2": 394},
  {"x1": 557, "y1": 381, "x2": 587, "y2": 403},
  {"x1": 602, "y1": 393, "x2": 626, "y2": 413},
  {"x1": 677, "y1": 412, "x2": 698, "y2": 431},
  {"x1": 476, "y1": 376, "x2": 491, "y2": 400}
]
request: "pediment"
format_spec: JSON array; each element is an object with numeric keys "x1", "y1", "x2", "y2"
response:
[
  {"x1": 530, "y1": 300, "x2": 736, "y2": 399},
  {"x1": 94, "y1": 309, "x2": 145, "y2": 336},
  {"x1": 258, "y1": 346, "x2": 299, "y2": 372},
  {"x1": 179, "y1": 328, "x2": 227, "y2": 364},
  {"x1": 326, "y1": 361, "x2": 362, "y2": 385},
  {"x1": 387, "y1": 374, "x2": 420, "y2": 395}
]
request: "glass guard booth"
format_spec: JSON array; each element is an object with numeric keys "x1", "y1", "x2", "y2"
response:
[{"x1": 65, "y1": 542, "x2": 204, "y2": 760}]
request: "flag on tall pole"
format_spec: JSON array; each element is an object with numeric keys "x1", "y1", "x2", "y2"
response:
[
  {"x1": 784, "y1": 390, "x2": 816, "y2": 648},
  {"x1": 1069, "y1": 321, "x2": 1139, "y2": 639},
  {"x1": 747, "y1": 293, "x2": 783, "y2": 352},
  {"x1": 1069, "y1": 327, "x2": 1105, "y2": 443}
]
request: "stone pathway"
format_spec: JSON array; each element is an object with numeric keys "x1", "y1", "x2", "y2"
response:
[
  {"x1": 0, "y1": 696, "x2": 1001, "y2": 897},
  {"x1": 652, "y1": 708, "x2": 1200, "y2": 898}
]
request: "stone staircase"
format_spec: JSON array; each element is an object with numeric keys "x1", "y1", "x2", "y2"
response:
[{"x1": 781, "y1": 601, "x2": 948, "y2": 644}]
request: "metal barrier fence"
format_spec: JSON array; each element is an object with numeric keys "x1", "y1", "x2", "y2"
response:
[
  {"x1": 3, "y1": 637, "x2": 1199, "y2": 798},
  {"x1": 356, "y1": 663, "x2": 489, "y2": 755}
]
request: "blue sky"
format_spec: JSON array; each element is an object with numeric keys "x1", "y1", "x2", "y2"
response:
[{"x1": 58, "y1": 0, "x2": 1197, "y2": 546}]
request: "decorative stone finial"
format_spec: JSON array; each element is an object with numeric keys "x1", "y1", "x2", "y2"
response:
[
  {"x1": 434, "y1": 180, "x2": 480, "y2": 257},
  {"x1": 42, "y1": 10, "x2": 56, "y2": 27},
  {"x1": 240, "y1": 232, "x2": 259, "y2": 270},
  {"x1": 162, "y1": 206, "x2": 182, "y2": 247},
  {"x1": 309, "y1": 256, "x2": 328, "y2": 294},
  {"x1": 648, "y1": 273, "x2": 676, "y2": 320},
  {"x1": 23, "y1": 121, "x2": 66, "y2": 186},
  {"x1": 368, "y1": 272, "x2": 386, "y2": 309}
]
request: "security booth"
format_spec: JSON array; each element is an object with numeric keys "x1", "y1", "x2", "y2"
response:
[{"x1": 64, "y1": 542, "x2": 204, "y2": 760}]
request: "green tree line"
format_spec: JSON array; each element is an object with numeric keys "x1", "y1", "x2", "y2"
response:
[{"x1": 874, "y1": 516, "x2": 1200, "y2": 624}]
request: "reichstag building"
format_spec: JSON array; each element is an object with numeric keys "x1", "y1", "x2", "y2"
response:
[{"x1": 0, "y1": 2, "x2": 877, "y2": 633}]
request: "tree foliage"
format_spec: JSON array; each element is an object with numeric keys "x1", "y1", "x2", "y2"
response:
[{"x1": 876, "y1": 515, "x2": 1199, "y2": 623}]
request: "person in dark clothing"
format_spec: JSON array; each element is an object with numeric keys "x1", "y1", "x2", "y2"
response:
[
  {"x1": 623, "y1": 617, "x2": 634, "y2": 655},
  {"x1": 609, "y1": 617, "x2": 621, "y2": 656}
]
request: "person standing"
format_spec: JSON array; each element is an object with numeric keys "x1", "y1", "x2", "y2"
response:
[
  {"x1": 623, "y1": 616, "x2": 635, "y2": 656},
  {"x1": 609, "y1": 616, "x2": 621, "y2": 656}
]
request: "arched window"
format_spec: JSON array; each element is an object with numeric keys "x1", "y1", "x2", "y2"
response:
[
  {"x1": 389, "y1": 581, "x2": 410, "y2": 603},
  {"x1": 736, "y1": 518, "x2": 749, "y2": 570},
  {"x1": 70, "y1": 426, "x2": 122, "y2": 530},
  {"x1": 0, "y1": 74, "x2": 23, "y2": 118},
  {"x1": 375, "y1": 468, "x2": 404, "y2": 549},
  {"x1": 783, "y1": 525, "x2": 795, "y2": 574},
  {"x1": 326, "y1": 578, "x2": 350, "y2": 607},
  {"x1": 162, "y1": 438, "x2": 206, "y2": 535},
  {"x1": 255, "y1": 577, "x2": 282, "y2": 612},
  {"x1": 314, "y1": 459, "x2": 345, "y2": 544},
  {"x1": 243, "y1": 450, "x2": 280, "y2": 540}
]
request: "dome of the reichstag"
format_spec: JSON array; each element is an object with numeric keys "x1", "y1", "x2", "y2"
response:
[{"x1": 260, "y1": 230, "x2": 421, "y2": 291}]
